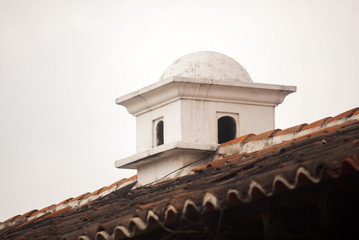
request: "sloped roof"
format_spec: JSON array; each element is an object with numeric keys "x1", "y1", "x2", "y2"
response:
[{"x1": 1, "y1": 108, "x2": 359, "y2": 239}]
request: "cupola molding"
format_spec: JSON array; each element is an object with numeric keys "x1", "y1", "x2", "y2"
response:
[
  {"x1": 115, "y1": 51, "x2": 296, "y2": 185},
  {"x1": 117, "y1": 77, "x2": 295, "y2": 116}
]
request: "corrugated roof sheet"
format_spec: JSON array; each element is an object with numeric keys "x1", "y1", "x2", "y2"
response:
[{"x1": 1, "y1": 108, "x2": 359, "y2": 239}]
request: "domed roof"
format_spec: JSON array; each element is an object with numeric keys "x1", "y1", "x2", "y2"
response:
[{"x1": 160, "y1": 51, "x2": 252, "y2": 82}]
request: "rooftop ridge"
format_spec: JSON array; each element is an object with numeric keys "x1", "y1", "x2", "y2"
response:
[
  {"x1": 0, "y1": 175, "x2": 137, "y2": 230},
  {"x1": 1, "y1": 107, "x2": 359, "y2": 238},
  {"x1": 216, "y1": 107, "x2": 359, "y2": 160}
]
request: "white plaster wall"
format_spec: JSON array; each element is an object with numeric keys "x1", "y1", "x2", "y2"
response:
[
  {"x1": 137, "y1": 150, "x2": 211, "y2": 184},
  {"x1": 181, "y1": 99, "x2": 213, "y2": 144},
  {"x1": 181, "y1": 99, "x2": 275, "y2": 145},
  {"x1": 136, "y1": 100, "x2": 182, "y2": 152},
  {"x1": 136, "y1": 98, "x2": 275, "y2": 153},
  {"x1": 238, "y1": 104, "x2": 275, "y2": 135}
]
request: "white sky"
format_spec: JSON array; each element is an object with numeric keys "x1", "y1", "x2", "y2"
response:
[{"x1": 0, "y1": 0, "x2": 358, "y2": 221}]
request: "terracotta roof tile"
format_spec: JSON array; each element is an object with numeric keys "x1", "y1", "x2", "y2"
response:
[
  {"x1": 1, "y1": 210, "x2": 38, "y2": 228},
  {"x1": 340, "y1": 156, "x2": 359, "y2": 174},
  {"x1": 294, "y1": 119, "x2": 359, "y2": 142},
  {"x1": 47, "y1": 204, "x2": 57, "y2": 211},
  {"x1": 194, "y1": 153, "x2": 249, "y2": 173},
  {"x1": 87, "y1": 187, "x2": 106, "y2": 198},
  {"x1": 1, "y1": 215, "x2": 20, "y2": 225},
  {"x1": 247, "y1": 129, "x2": 281, "y2": 142},
  {"x1": 276, "y1": 123, "x2": 308, "y2": 136},
  {"x1": 301, "y1": 117, "x2": 332, "y2": 131},
  {"x1": 220, "y1": 133, "x2": 255, "y2": 147},
  {"x1": 19, "y1": 210, "x2": 38, "y2": 219},
  {"x1": 0, "y1": 176, "x2": 137, "y2": 233},
  {"x1": 68, "y1": 192, "x2": 90, "y2": 204},
  {"x1": 57, "y1": 197, "x2": 73, "y2": 206},
  {"x1": 326, "y1": 107, "x2": 359, "y2": 124},
  {"x1": 40, "y1": 206, "x2": 71, "y2": 220},
  {"x1": 119, "y1": 174, "x2": 137, "y2": 186},
  {"x1": 1, "y1": 108, "x2": 359, "y2": 239},
  {"x1": 105, "y1": 179, "x2": 123, "y2": 190},
  {"x1": 34, "y1": 206, "x2": 49, "y2": 215},
  {"x1": 10, "y1": 215, "x2": 22, "y2": 222}
]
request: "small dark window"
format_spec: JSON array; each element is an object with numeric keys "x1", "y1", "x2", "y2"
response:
[
  {"x1": 218, "y1": 116, "x2": 236, "y2": 144},
  {"x1": 156, "y1": 120, "x2": 164, "y2": 146}
]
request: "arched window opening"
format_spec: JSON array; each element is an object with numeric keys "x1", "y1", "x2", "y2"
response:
[
  {"x1": 218, "y1": 116, "x2": 236, "y2": 144},
  {"x1": 156, "y1": 120, "x2": 164, "y2": 146}
]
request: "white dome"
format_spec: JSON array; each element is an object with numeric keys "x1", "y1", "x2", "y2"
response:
[{"x1": 160, "y1": 51, "x2": 252, "y2": 82}]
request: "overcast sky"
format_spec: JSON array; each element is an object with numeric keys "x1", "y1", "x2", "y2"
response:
[{"x1": 0, "y1": 0, "x2": 358, "y2": 221}]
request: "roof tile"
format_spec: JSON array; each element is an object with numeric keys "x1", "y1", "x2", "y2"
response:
[
  {"x1": 57, "y1": 197, "x2": 73, "y2": 206},
  {"x1": 295, "y1": 119, "x2": 359, "y2": 142},
  {"x1": 68, "y1": 192, "x2": 90, "y2": 204},
  {"x1": 40, "y1": 206, "x2": 71, "y2": 220},
  {"x1": 87, "y1": 187, "x2": 106, "y2": 198},
  {"x1": 2, "y1": 108, "x2": 359, "y2": 239},
  {"x1": 34, "y1": 206, "x2": 49, "y2": 215},
  {"x1": 247, "y1": 129, "x2": 281, "y2": 142},
  {"x1": 47, "y1": 204, "x2": 57, "y2": 211},
  {"x1": 220, "y1": 133, "x2": 255, "y2": 147},
  {"x1": 105, "y1": 179, "x2": 123, "y2": 190},
  {"x1": 276, "y1": 123, "x2": 308, "y2": 136},
  {"x1": 11, "y1": 215, "x2": 23, "y2": 222},
  {"x1": 119, "y1": 174, "x2": 137, "y2": 186},
  {"x1": 194, "y1": 153, "x2": 249, "y2": 173},
  {"x1": 301, "y1": 117, "x2": 332, "y2": 131},
  {"x1": 326, "y1": 107, "x2": 359, "y2": 123}
]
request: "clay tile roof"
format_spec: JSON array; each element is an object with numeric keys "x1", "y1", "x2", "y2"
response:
[
  {"x1": 247, "y1": 129, "x2": 281, "y2": 142},
  {"x1": 87, "y1": 187, "x2": 106, "y2": 198},
  {"x1": 301, "y1": 117, "x2": 331, "y2": 131},
  {"x1": 20, "y1": 210, "x2": 38, "y2": 219},
  {"x1": 1, "y1": 108, "x2": 359, "y2": 239},
  {"x1": 68, "y1": 192, "x2": 90, "y2": 204},
  {"x1": 220, "y1": 133, "x2": 255, "y2": 147},
  {"x1": 121, "y1": 174, "x2": 137, "y2": 184},
  {"x1": 0, "y1": 176, "x2": 137, "y2": 234},
  {"x1": 57, "y1": 197, "x2": 74, "y2": 206},
  {"x1": 326, "y1": 107, "x2": 359, "y2": 124},
  {"x1": 275, "y1": 123, "x2": 307, "y2": 136},
  {"x1": 105, "y1": 179, "x2": 123, "y2": 190},
  {"x1": 33, "y1": 205, "x2": 51, "y2": 216}
]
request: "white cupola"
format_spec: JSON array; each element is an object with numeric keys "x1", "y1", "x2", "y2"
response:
[{"x1": 115, "y1": 51, "x2": 296, "y2": 185}]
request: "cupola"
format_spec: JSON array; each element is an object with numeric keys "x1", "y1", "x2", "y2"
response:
[{"x1": 115, "y1": 51, "x2": 296, "y2": 185}]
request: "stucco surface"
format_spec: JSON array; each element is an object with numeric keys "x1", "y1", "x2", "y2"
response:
[{"x1": 160, "y1": 51, "x2": 253, "y2": 82}]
